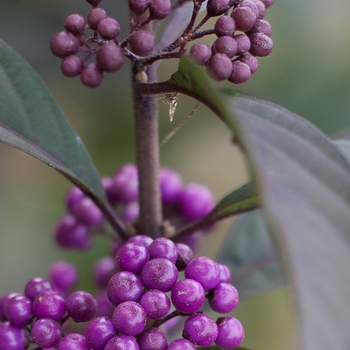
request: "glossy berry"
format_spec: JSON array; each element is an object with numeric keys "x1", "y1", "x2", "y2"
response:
[
  {"x1": 24, "y1": 277, "x2": 52, "y2": 300},
  {"x1": 207, "y1": 53, "x2": 232, "y2": 81},
  {"x1": 127, "y1": 235, "x2": 153, "y2": 248},
  {"x1": 141, "y1": 258, "x2": 178, "y2": 292},
  {"x1": 50, "y1": 32, "x2": 79, "y2": 58},
  {"x1": 129, "y1": 30, "x2": 155, "y2": 56},
  {"x1": 185, "y1": 256, "x2": 220, "y2": 290},
  {"x1": 96, "y1": 43, "x2": 124, "y2": 72},
  {"x1": 232, "y1": 6, "x2": 257, "y2": 31},
  {"x1": 212, "y1": 36, "x2": 237, "y2": 58},
  {"x1": 239, "y1": 54, "x2": 258, "y2": 74},
  {"x1": 179, "y1": 183, "x2": 214, "y2": 220},
  {"x1": 249, "y1": 32, "x2": 273, "y2": 56},
  {"x1": 171, "y1": 278, "x2": 205, "y2": 313},
  {"x1": 61, "y1": 55, "x2": 84, "y2": 77},
  {"x1": 85, "y1": 316, "x2": 116, "y2": 350},
  {"x1": 207, "y1": 0, "x2": 230, "y2": 17},
  {"x1": 0, "y1": 322, "x2": 26, "y2": 350},
  {"x1": 218, "y1": 263, "x2": 232, "y2": 283},
  {"x1": 116, "y1": 243, "x2": 149, "y2": 274},
  {"x1": 139, "y1": 290, "x2": 171, "y2": 319},
  {"x1": 31, "y1": 318, "x2": 61, "y2": 348},
  {"x1": 64, "y1": 14, "x2": 85, "y2": 35},
  {"x1": 72, "y1": 197, "x2": 103, "y2": 227},
  {"x1": 149, "y1": 0, "x2": 172, "y2": 20},
  {"x1": 183, "y1": 313, "x2": 218, "y2": 346},
  {"x1": 137, "y1": 328, "x2": 167, "y2": 350},
  {"x1": 48, "y1": 261, "x2": 78, "y2": 291},
  {"x1": 175, "y1": 243, "x2": 193, "y2": 271},
  {"x1": 97, "y1": 17, "x2": 121, "y2": 40},
  {"x1": 105, "y1": 335, "x2": 140, "y2": 350},
  {"x1": 88, "y1": 8, "x2": 107, "y2": 30},
  {"x1": 81, "y1": 63, "x2": 104, "y2": 88},
  {"x1": 167, "y1": 339, "x2": 196, "y2": 350},
  {"x1": 5, "y1": 295, "x2": 32, "y2": 326},
  {"x1": 65, "y1": 291, "x2": 98, "y2": 322},
  {"x1": 108, "y1": 168, "x2": 138, "y2": 204},
  {"x1": 189, "y1": 43, "x2": 211, "y2": 65},
  {"x1": 215, "y1": 317, "x2": 244, "y2": 349},
  {"x1": 33, "y1": 290, "x2": 65, "y2": 320},
  {"x1": 229, "y1": 61, "x2": 251, "y2": 84},
  {"x1": 159, "y1": 168, "x2": 183, "y2": 202},
  {"x1": 128, "y1": 0, "x2": 150, "y2": 14},
  {"x1": 93, "y1": 256, "x2": 117, "y2": 289},
  {"x1": 209, "y1": 283, "x2": 239, "y2": 313},
  {"x1": 149, "y1": 237, "x2": 178, "y2": 263},
  {"x1": 112, "y1": 301, "x2": 146, "y2": 336},
  {"x1": 0, "y1": 293, "x2": 21, "y2": 321},
  {"x1": 58, "y1": 333, "x2": 90, "y2": 350},
  {"x1": 214, "y1": 16, "x2": 236, "y2": 37},
  {"x1": 107, "y1": 271, "x2": 143, "y2": 306}
]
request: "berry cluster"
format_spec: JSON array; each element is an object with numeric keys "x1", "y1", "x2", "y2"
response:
[
  {"x1": 0, "y1": 237, "x2": 243, "y2": 349},
  {"x1": 50, "y1": 0, "x2": 273, "y2": 87},
  {"x1": 54, "y1": 164, "x2": 215, "y2": 252}
]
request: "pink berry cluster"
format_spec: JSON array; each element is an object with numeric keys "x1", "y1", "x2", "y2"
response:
[
  {"x1": 54, "y1": 164, "x2": 215, "y2": 252},
  {"x1": 50, "y1": 0, "x2": 273, "y2": 87}
]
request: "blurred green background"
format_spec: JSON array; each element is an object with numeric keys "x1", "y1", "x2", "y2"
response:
[{"x1": 0, "y1": 0, "x2": 349, "y2": 349}]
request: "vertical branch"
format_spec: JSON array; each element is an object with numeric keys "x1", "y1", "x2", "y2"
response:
[{"x1": 132, "y1": 62, "x2": 163, "y2": 238}]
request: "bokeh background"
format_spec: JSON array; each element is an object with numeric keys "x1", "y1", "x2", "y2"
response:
[{"x1": 0, "y1": 0, "x2": 349, "y2": 349}]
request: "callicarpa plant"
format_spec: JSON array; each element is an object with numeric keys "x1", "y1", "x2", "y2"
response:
[{"x1": 0, "y1": 0, "x2": 350, "y2": 350}]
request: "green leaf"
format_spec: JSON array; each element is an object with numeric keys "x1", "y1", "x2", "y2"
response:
[
  {"x1": 0, "y1": 39, "x2": 126, "y2": 236},
  {"x1": 209, "y1": 182, "x2": 261, "y2": 221},
  {"x1": 171, "y1": 57, "x2": 350, "y2": 349},
  {"x1": 217, "y1": 210, "x2": 285, "y2": 298}
]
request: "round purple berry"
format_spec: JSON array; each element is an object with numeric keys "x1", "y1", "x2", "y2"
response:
[
  {"x1": 97, "y1": 17, "x2": 120, "y2": 39},
  {"x1": 214, "y1": 16, "x2": 236, "y2": 36},
  {"x1": 96, "y1": 43, "x2": 124, "y2": 72},
  {"x1": 190, "y1": 43, "x2": 211, "y2": 65},
  {"x1": 0, "y1": 293, "x2": 21, "y2": 321},
  {"x1": 109, "y1": 168, "x2": 138, "y2": 204},
  {"x1": 139, "y1": 290, "x2": 171, "y2": 319},
  {"x1": 183, "y1": 313, "x2": 218, "y2": 346},
  {"x1": 88, "y1": 8, "x2": 107, "y2": 30},
  {"x1": 61, "y1": 55, "x2": 84, "y2": 77},
  {"x1": 123, "y1": 202, "x2": 139, "y2": 223},
  {"x1": 209, "y1": 283, "x2": 239, "y2": 313},
  {"x1": 33, "y1": 291, "x2": 65, "y2": 320},
  {"x1": 0, "y1": 322, "x2": 26, "y2": 350},
  {"x1": 149, "y1": 237, "x2": 178, "y2": 263},
  {"x1": 72, "y1": 197, "x2": 103, "y2": 227},
  {"x1": 64, "y1": 14, "x2": 85, "y2": 35},
  {"x1": 149, "y1": 0, "x2": 172, "y2": 20},
  {"x1": 239, "y1": 54, "x2": 258, "y2": 74},
  {"x1": 249, "y1": 32, "x2": 273, "y2": 56},
  {"x1": 65, "y1": 291, "x2": 98, "y2": 322},
  {"x1": 94, "y1": 256, "x2": 118, "y2": 290},
  {"x1": 137, "y1": 328, "x2": 167, "y2": 350},
  {"x1": 81, "y1": 63, "x2": 104, "y2": 88},
  {"x1": 24, "y1": 277, "x2": 52, "y2": 300},
  {"x1": 50, "y1": 32, "x2": 79, "y2": 58},
  {"x1": 141, "y1": 258, "x2": 178, "y2": 292},
  {"x1": 107, "y1": 271, "x2": 143, "y2": 306},
  {"x1": 5, "y1": 295, "x2": 32, "y2": 326},
  {"x1": 127, "y1": 235, "x2": 153, "y2": 248},
  {"x1": 160, "y1": 167, "x2": 183, "y2": 202},
  {"x1": 185, "y1": 256, "x2": 220, "y2": 290},
  {"x1": 112, "y1": 301, "x2": 146, "y2": 336},
  {"x1": 167, "y1": 339, "x2": 196, "y2": 350},
  {"x1": 31, "y1": 318, "x2": 61, "y2": 348},
  {"x1": 129, "y1": 0, "x2": 150, "y2": 14},
  {"x1": 234, "y1": 33, "x2": 251, "y2": 56},
  {"x1": 251, "y1": 0, "x2": 266, "y2": 18},
  {"x1": 48, "y1": 261, "x2": 78, "y2": 292},
  {"x1": 247, "y1": 19, "x2": 272, "y2": 36},
  {"x1": 175, "y1": 243, "x2": 193, "y2": 271},
  {"x1": 207, "y1": 0, "x2": 230, "y2": 17},
  {"x1": 105, "y1": 335, "x2": 140, "y2": 350},
  {"x1": 218, "y1": 263, "x2": 232, "y2": 283},
  {"x1": 215, "y1": 317, "x2": 244, "y2": 349},
  {"x1": 212, "y1": 36, "x2": 237, "y2": 58},
  {"x1": 95, "y1": 291, "x2": 114, "y2": 317},
  {"x1": 129, "y1": 30, "x2": 155, "y2": 56},
  {"x1": 233, "y1": 6, "x2": 257, "y2": 31},
  {"x1": 85, "y1": 316, "x2": 116, "y2": 350},
  {"x1": 58, "y1": 333, "x2": 90, "y2": 350},
  {"x1": 116, "y1": 243, "x2": 149, "y2": 274},
  {"x1": 229, "y1": 61, "x2": 251, "y2": 84}
]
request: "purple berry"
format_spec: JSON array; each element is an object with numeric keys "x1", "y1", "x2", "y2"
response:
[
  {"x1": 109, "y1": 168, "x2": 138, "y2": 204},
  {"x1": 123, "y1": 202, "x2": 139, "y2": 223},
  {"x1": 33, "y1": 291, "x2": 65, "y2": 320},
  {"x1": 50, "y1": 32, "x2": 79, "y2": 58},
  {"x1": 64, "y1": 14, "x2": 85, "y2": 35},
  {"x1": 107, "y1": 271, "x2": 143, "y2": 306},
  {"x1": 66, "y1": 186, "x2": 85, "y2": 210},
  {"x1": 247, "y1": 19, "x2": 272, "y2": 36},
  {"x1": 229, "y1": 60, "x2": 251, "y2": 84},
  {"x1": 24, "y1": 278, "x2": 52, "y2": 301},
  {"x1": 239, "y1": 54, "x2": 258, "y2": 74},
  {"x1": 72, "y1": 197, "x2": 104, "y2": 227},
  {"x1": 0, "y1": 322, "x2": 26, "y2": 350},
  {"x1": 148, "y1": 237, "x2": 178, "y2": 263},
  {"x1": 232, "y1": 6, "x2": 257, "y2": 31},
  {"x1": 116, "y1": 243, "x2": 149, "y2": 274},
  {"x1": 112, "y1": 301, "x2": 146, "y2": 336},
  {"x1": 183, "y1": 314, "x2": 218, "y2": 346},
  {"x1": 129, "y1": 30, "x2": 155, "y2": 56},
  {"x1": 0, "y1": 293, "x2": 21, "y2": 321},
  {"x1": 238, "y1": 0, "x2": 259, "y2": 17},
  {"x1": 215, "y1": 317, "x2": 244, "y2": 349},
  {"x1": 218, "y1": 263, "x2": 232, "y2": 283},
  {"x1": 251, "y1": 0, "x2": 266, "y2": 18},
  {"x1": 137, "y1": 328, "x2": 167, "y2": 350},
  {"x1": 5, "y1": 295, "x2": 32, "y2": 326},
  {"x1": 207, "y1": 0, "x2": 230, "y2": 17},
  {"x1": 141, "y1": 258, "x2": 178, "y2": 292},
  {"x1": 209, "y1": 283, "x2": 239, "y2": 313},
  {"x1": 81, "y1": 63, "x2": 104, "y2": 88},
  {"x1": 249, "y1": 32, "x2": 273, "y2": 56},
  {"x1": 160, "y1": 168, "x2": 183, "y2": 202},
  {"x1": 85, "y1": 316, "x2": 116, "y2": 350},
  {"x1": 212, "y1": 36, "x2": 237, "y2": 58},
  {"x1": 31, "y1": 318, "x2": 61, "y2": 348},
  {"x1": 48, "y1": 261, "x2": 78, "y2": 292},
  {"x1": 97, "y1": 17, "x2": 120, "y2": 39},
  {"x1": 94, "y1": 256, "x2": 118, "y2": 289},
  {"x1": 185, "y1": 256, "x2": 220, "y2": 290},
  {"x1": 61, "y1": 55, "x2": 84, "y2": 77},
  {"x1": 149, "y1": 0, "x2": 172, "y2": 20},
  {"x1": 129, "y1": 0, "x2": 150, "y2": 14},
  {"x1": 167, "y1": 339, "x2": 196, "y2": 350},
  {"x1": 214, "y1": 16, "x2": 236, "y2": 37},
  {"x1": 179, "y1": 183, "x2": 214, "y2": 220},
  {"x1": 171, "y1": 278, "x2": 205, "y2": 313},
  {"x1": 175, "y1": 243, "x2": 193, "y2": 271},
  {"x1": 66, "y1": 291, "x2": 98, "y2": 322},
  {"x1": 189, "y1": 43, "x2": 212, "y2": 65},
  {"x1": 95, "y1": 291, "x2": 114, "y2": 317},
  {"x1": 105, "y1": 335, "x2": 140, "y2": 350},
  {"x1": 261, "y1": 0, "x2": 273, "y2": 8},
  {"x1": 58, "y1": 333, "x2": 90, "y2": 350},
  {"x1": 96, "y1": 43, "x2": 124, "y2": 72},
  {"x1": 234, "y1": 33, "x2": 251, "y2": 55},
  {"x1": 139, "y1": 290, "x2": 171, "y2": 319},
  {"x1": 88, "y1": 8, "x2": 107, "y2": 30},
  {"x1": 127, "y1": 235, "x2": 153, "y2": 248}
]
